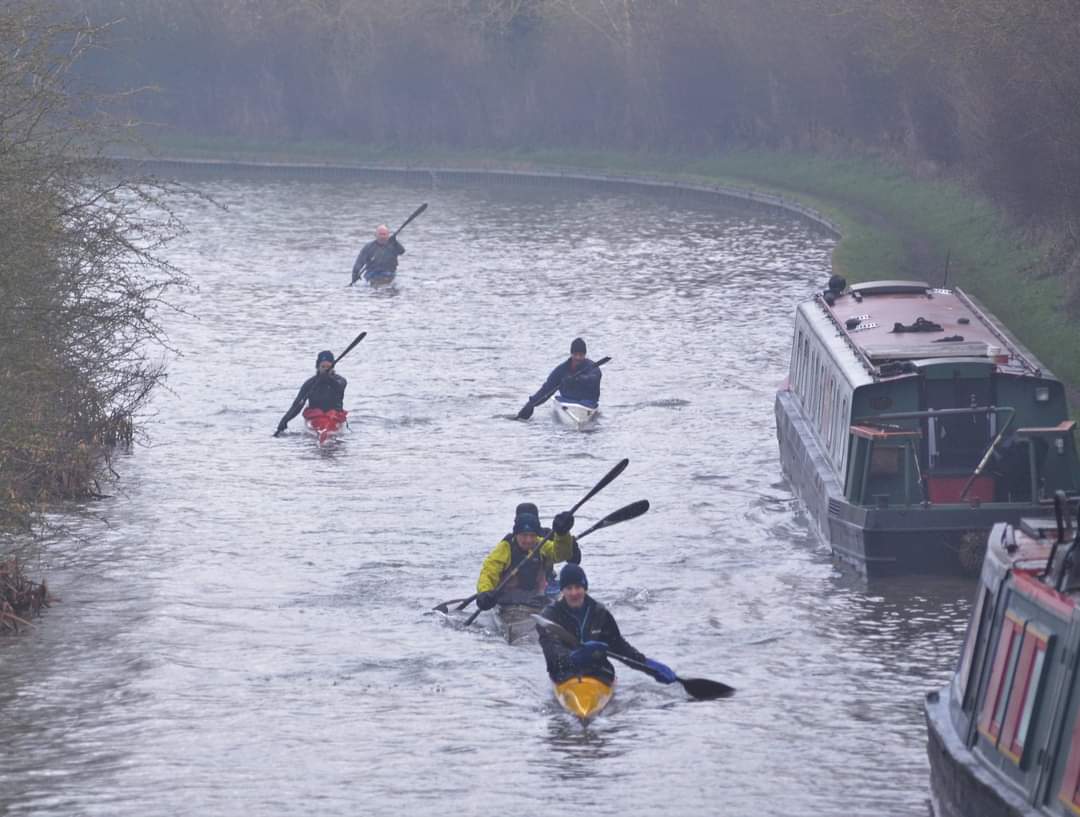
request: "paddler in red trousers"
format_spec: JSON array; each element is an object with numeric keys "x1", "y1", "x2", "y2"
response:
[{"x1": 275, "y1": 350, "x2": 347, "y2": 436}]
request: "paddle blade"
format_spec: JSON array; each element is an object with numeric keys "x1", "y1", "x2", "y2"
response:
[
  {"x1": 336, "y1": 331, "x2": 367, "y2": 363},
  {"x1": 393, "y1": 202, "x2": 428, "y2": 237},
  {"x1": 679, "y1": 677, "x2": 736, "y2": 700},
  {"x1": 531, "y1": 614, "x2": 580, "y2": 647},
  {"x1": 576, "y1": 499, "x2": 649, "y2": 539},
  {"x1": 571, "y1": 458, "x2": 629, "y2": 513}
]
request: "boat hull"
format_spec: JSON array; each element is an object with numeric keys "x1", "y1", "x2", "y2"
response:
[
  {"x1": 925, "y1": 686, "x2": 1030, "y2": 817},
  {"x1": 775, "y1": 389, "x2": 1058, "y2": 578},
  {"x1": 554, "y1": 676, "x2": 614, "y2": 721},
  {"x1": 302, "y1": 408, "x2": 348, "y2": 446},
  {"x1": 552, "y1": 398, "x2": 598, "y2": 430},
  {"x1": 494, "y1": 597, "x2": 547, "y2": 644},
  {"x1": 364, "y1": 270, "x2": 396, "y2": 287}
]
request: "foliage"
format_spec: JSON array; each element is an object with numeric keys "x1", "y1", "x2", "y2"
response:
[{"x1": 0, "y1": 0, "x2": 189, "y2": 542}]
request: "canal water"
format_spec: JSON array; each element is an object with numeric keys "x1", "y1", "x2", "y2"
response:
[{"x1": 0, "y1": 171, "x2": 973, "y2": 816}]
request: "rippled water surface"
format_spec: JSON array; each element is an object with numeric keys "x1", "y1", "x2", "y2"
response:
[{"x1": 0, "y1": 172, "x2": 973, "y2": 816}]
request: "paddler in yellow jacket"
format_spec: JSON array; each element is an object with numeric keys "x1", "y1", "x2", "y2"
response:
[{"x1": 474, "y1": 506, "x2": 576, "y2": 611}]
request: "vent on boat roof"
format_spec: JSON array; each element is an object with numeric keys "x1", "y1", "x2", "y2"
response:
[
  {"x1": 848, "y1": 281, "x2": 931, "y2": 296},
  {"x1": 864, "y1": 342, "x2": 992, "y2": 361}
]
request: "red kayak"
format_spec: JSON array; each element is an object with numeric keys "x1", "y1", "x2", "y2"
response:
[{"x1": 302, "y1": 408, "x2": 348, "y2": 446}]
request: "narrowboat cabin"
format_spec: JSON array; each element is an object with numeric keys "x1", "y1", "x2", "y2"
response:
[
  {"x1": 926, "y1": 495, "x2": 1080, "y2": 817},
  {"x1": 775, "y1": 278, "x2": 1080, "y2": 577}
]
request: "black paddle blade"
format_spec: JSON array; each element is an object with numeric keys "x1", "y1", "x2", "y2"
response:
[
  {"x1": 576, "y1": 499, "x2": 649, "y2": 539},
  {"x1": 393, "y1": 202, "x2": 428, "y2": 237},
  {"x1": 336, "y1": 331, "x2": 367, "y2": 363},
  {"x1": 530, "y1": 614, "x2": 580, "y2": 647},
  {"x1": 679, "y1": 677, "x2": 736, "y2": 701},
  {"x1": 571, "y1": 458, "x2": 629, "y2": 513}
]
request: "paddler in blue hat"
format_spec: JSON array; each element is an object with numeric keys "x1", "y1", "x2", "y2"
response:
[
  {"x1": 275, "y1": 350, "x2": 348, "y2": 436},
  {"x1": 517, "y1": 337, "x2": 602, "y2": 420},
  {"x1": 537, "y1": 565, "x2": 677, "y2": 686},
  {"x1": 474, "y1": 506, "x2": 577, "y2": 611}
]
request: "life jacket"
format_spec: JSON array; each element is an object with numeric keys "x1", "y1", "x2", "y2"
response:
[{"x1": 502, "y1": 535, "x2": 545, "y2": 592}]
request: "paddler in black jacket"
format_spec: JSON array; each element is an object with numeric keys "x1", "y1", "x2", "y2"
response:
[
  {"x1": 517, "y1": 337, "x2": 601, "y2": 420},
  {"x1": 275, "y1": 350, "x2": 347, "y2": 435},
  {"x1": 351, "y1": 224, "x2": 405, "y2": 284},
  {"x1": 537, "y1": 565, "x2": 677, "y2": 686}
]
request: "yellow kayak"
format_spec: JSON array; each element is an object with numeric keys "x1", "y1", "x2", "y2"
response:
[{"x1": 554, "y1": 675, "x2": 615, "y2": 721}]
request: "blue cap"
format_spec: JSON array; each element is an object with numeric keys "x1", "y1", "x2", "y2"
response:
[{"x1": 316, "y1": 350, "x2": 335, "y2": 367}]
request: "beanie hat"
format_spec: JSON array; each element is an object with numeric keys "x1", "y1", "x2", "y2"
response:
[
  {"x1": 316, "y1": 350, "x2": 335, "y2": 367},
  {"x1": 559, "y1": 563, "x2": 588, "y2": 590},
  {"x1": 515, "y1": 502, "x2": 539, "y2": 520},
  {"x1": 570, "y1": 337, "x2": 587, "y2": 355},
  {"x1": 513, "y1": 513, "x2": 542, "y2": 536}
]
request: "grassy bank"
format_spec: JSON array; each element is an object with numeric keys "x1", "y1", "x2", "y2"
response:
[{"x1": 142, "y1": 136, "x2": 1076, "y2": 401}]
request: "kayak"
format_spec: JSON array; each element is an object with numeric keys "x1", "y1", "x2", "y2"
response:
[
  {"x1": 363, "y1": 269, "x2": 396, "y2": 287},
  {"x1": 552, "y1": 396, "x2": 599, "y2": 430},
  {"x1": 553, "y1": 675, "x2": 614, "y2": 721},
  {"x1": 302, "y1": 407, "x2": 348, "y2": 446},
  {"x1": 493, "y1": 589, "x2": 550, "y2": 644}
]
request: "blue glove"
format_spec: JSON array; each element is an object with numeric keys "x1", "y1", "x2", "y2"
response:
[
  {"x1": 552, "y1": 511, "x2": 574, "y2": 535},
  {"x1": 569, "y1": 640, "x2": 607, "y2": 669},
  {"x1": 644, "y1": 658, "x2": 677, "y2": 684}
]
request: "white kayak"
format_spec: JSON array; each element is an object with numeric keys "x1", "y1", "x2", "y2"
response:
[{"x1": 552, "y1": 397, "x2": 599, "y2": 430}]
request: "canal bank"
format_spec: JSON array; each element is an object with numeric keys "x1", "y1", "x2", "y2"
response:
[{"x1": 130, "y1": 138, "x2": 1080, "y2": 412}]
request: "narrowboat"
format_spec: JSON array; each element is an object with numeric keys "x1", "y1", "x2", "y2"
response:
[
  {"x1": 775, "y1": 277, "x2": 1080, "y2": 577},
  {"x1": 925, "y1": 493, "x2": 1080, "y2": 817}
]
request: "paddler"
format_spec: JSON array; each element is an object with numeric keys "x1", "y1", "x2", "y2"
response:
[
  {"x1": 517, "y1": 337, "x2": 602, "y2": 420},
  {"x1": 474, "y1": 508, "x2": 577, "y2": 611},
  {"x1": 351, "y1": 223, "x2": 405, "y2": 284},
  {"x1": 537, "y1": 564, "x2": 677, "y2": 686},
  {"x1": 275, "y1": 350, "x2": 347, "y2": 436}
]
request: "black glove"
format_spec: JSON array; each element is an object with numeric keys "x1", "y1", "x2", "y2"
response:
[
  {"x1": 475, "y1": 591, "x2": 498, "y2": 611},
  {"x1": 553, "y1": 511, "x2": 574, "y2": 535},
  {"x1": 516, "y1": 402, "x2": 535, "y2": 420},
  {"x1": 275, "y1": 419, "x2": 288, "y2": 435}
]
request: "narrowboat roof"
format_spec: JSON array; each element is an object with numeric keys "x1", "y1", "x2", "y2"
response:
[
  {"x1": 804, "y1": 280, "x2": 1053, "y2": 383},
  {"x1": 988, "y1": 499, "x2": 1080, "y2": 617}
]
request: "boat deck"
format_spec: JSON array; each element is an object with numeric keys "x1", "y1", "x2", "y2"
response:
[{"x1": 821, "y1": 281, "x2": 1042, "y2": 376}]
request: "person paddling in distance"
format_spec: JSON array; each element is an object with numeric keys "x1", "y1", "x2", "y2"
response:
[
  {"x1": 275, "y1": 350, "x2": 347, "y2": 436},
  {"x1": 537, "y1": 564, "x2": 677, "y2": 686},
  {"x1": 518, "y1": 337, "x2": 602, "y2": 420},
  {"x1": 474, "y1": 508, "x2": 577, "y2": 611},
  {"x1": 352, "y1": 223, "x2": 405, "y2": 284}
]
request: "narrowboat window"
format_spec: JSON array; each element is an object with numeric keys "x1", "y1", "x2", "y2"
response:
[
  {"x1": 1012, "y1": 646, "x2": 1046, "y2": 754},
  {"x1": 1057, "y1": 708, "x2": 1080, "y2": 811},
  {"x1": 956, "y1": 588, "x2": 990, "y2": 708},
  {"x1": 869, "y1": 446, "x2": 903, "y2": 476},
  {"x1": 1001, "y1": 627, "x2": 1051, "y2": 764},
  {"x1": 991, "y1": 634, "x2": 1022, "y2": 733},
  {"x1": 978, "y1": 613, "x2": 1024, "y2": 741}
]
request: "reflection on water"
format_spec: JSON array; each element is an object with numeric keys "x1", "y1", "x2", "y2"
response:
[{"x1": 0, "y1": 174, "x2": 968, "y2": 817}]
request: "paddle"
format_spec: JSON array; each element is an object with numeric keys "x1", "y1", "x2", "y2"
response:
[
  {"x1": 531, "y1": 615, "x2": 735, "y2": 701},
  {"x1": 272, "y1": 331, "x2": 366, "y2": 436},
  {"x1": 432, "y1": 457, "x2": 628, "y2": 615},
  {"x1": 517, "y1": 356, "x2": 611, "y2": 420},
  {"x1": 432, "y1": 499, "x2": 647, "y2": 616},
  {"x1": 349, "y1": 202, "x2": 428, "y2": 286},
  {"x1": 460, "y1": 496, "x2": 647, "y2": 627}
]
